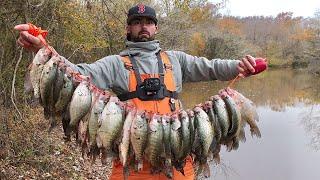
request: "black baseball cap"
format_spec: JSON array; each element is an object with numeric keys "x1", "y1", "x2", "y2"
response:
[{"x1": 127, "y1": 4, "x2": 158, "y2": 25}]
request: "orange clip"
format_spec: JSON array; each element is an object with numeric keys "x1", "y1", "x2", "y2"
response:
[{"x1": 27, "y1": 23, "x2": 48, "y2": 39}]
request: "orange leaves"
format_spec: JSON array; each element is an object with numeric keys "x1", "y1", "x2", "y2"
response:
[
  {"x1": 216, "y1": 17, "x2": 243, "y2": 36},
  {"x1": 189, "y1": 32, "x2": 206, "y2": 56},
  {"x1": 290, "y1": 28, "x2": 316, "y2": 41},
  {"x1": 190, "y1": 4, "x2": 213, "y2": 23}
]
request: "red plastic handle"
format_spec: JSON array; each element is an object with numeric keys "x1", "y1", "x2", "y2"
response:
[{"x1": 249, "y1": 58, "x2": 267, "y2": 76}]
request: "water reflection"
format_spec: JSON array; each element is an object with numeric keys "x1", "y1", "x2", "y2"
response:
[
  {"x1": 180, "y1": 69, "x2": 320, "y2": 180},
  {"x1": 300, "y1": 105, "x2": 320, "y2": 151},
  {"x1": 180, "y1": 68, "x2": 320, "y2": 109}
]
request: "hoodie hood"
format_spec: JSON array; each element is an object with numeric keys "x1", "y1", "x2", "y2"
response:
[{"x1": 119, "y1": 40, "x2": 161, "y2": 57}]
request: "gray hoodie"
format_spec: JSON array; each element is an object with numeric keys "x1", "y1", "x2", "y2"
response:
[{"x1": 63, "y1": 40, "x2": 239, "y2": 95}]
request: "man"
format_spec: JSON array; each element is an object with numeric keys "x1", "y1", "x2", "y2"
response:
[{"x1": 15, "y1": 3, "x2": 257, "y2": 180}]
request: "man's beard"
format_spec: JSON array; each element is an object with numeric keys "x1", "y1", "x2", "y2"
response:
[{"x1": 129, "y1": 31, "x2": 155, "y2": 42}]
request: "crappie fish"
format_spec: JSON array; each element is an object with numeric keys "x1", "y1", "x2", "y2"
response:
[
  {"x1": 88, "y1": 93, "x2": 108, "y2": 148},
  {"x1": 145, "y1": 114, "x2": 163, "y2": 173},
  {"x1": 186, "y1": 110, "x2": 195, "y2": 149},
  {"x1": 69, "y1": 81, "x2": 92, "y2": 128},
  {"x1": 96, "y1": 97, "x2": 124, "y2": 154},
  {"x1": 88, "y1": 93, "x2": 108, "y2": 163},
  {"x1": 130, "y1": 110, "x2": 148, "y2": 171},
  {"x1": 119, "y1": 109, "x2": 135, "y2": 180},
  {"x1": 170, "y1": 114, "x2": 182, "y2": 155},
  {"x1": 40, "y1": 56, "x2": 58, "y2": 118},
  {"x1": 119, "y1": 109, "x2": 135, "y2": 167},
  {"x1": 220, "y1": 93, "x2": 241, "y2": 151},
  {"x1": 54, "y1": 74, "x2": 74, "y2": 113},
  {"x1": 161, "y1": 115, "x2": 173, "y2": 179},
  {"x1": 30, "y1": 47, "x2": 51, "y2": 102},
  {"x1": 193, "y1": 106, "x2": 214, "y2": 178},
  {"x1": 221, "y1": 93, "x2": 241, "y2": 139},
  {"x1": 210, "y1": 95, "x2": 229, "y2": 140},
  {"x1": 161, "y1": 115, "x2": 171, "y2": 158},
  {"x1": 40, "y1": 56, "x2": 59, "y2": 131},
  {"x1": 204, "y1": 101, "x2": 221, "y2": 143},
  {"x1": 179, "y1": 110, "x2": 191, "y2": 162},
  {"x1": 170, "y1": 113, "x2": 184, "y2": 175},
  {"x1": 224, "y1": 88, "x2": 261, "y2": 138},
  {"x1": 52, "y1": 67, "x2": 64, "y2": 109}
]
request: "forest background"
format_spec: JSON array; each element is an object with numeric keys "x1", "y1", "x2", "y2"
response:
[{"x1": 0, "y1": 0, "x2": 319, "y2": 179}]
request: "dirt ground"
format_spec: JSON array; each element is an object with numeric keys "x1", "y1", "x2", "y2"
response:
[{"x1": 0, "y1": 107, "x2": 112, "y2": 180}]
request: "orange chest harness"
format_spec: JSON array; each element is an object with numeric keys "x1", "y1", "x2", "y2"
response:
[{"x1": 118, "y1": 51, "x2": 180, "y2": 114}]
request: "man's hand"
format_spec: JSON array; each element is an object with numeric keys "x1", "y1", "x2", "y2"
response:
[
  {"x1": 237, "y1": 55, "x2": 256, "y2": 77},
  {"x1": 14, "y1": 24, "x2": 44, "y2": 53}
]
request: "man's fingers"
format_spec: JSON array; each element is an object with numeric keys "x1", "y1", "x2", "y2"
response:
[
  {"x1": 19, "y1": 37, "x2": 32, "y2": 47},
  {"x1": 14, "y1": 24, "x2": 30, "y2": 31},
  {"x1": 20, "y1": 31, "x2": 41, "y2": 46},
  {"x1": 240, "y1": 59, "x2": 249, "y2": 71},
  {"x1": 237, "y1": 66, "x2": 245, "y2": 73},
  {"x1": 238, "y1": 73, "x2": 245, "y2": 78},
  {"x1": 237, "y1": 66, "x2": 247, "y2": 78},
  {"x1": 242, "y1": 58, "x2": 255, "y2": 73},
  {"x1": 246, "y1": 55, "x2": 256, "y2": 66},
  {"x1": 17, "y1": 38, "x2": 25, "y2": 47}
]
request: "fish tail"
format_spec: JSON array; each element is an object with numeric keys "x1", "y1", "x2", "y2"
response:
[
  {"x1": 89, "y1": 146, "x2": 99, "y2": 164},
  {"x1": 163, "y1": 158, "x2": 173, "y2": 179},
  {"x1": 135, "y1": 159, "x2": 143, "y2": 172},
  {"x1": 48, "y1": 113, "x2": 56, "y2": 132}
]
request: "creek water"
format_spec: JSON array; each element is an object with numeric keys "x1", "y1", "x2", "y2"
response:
[{"x1": 180, "y1": 68, "x2": 320, "y2": 180}]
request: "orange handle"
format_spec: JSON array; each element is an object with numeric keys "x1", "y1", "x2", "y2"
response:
[{"x1": 27, "y1": 23, "x2": 48, "y2": 39}]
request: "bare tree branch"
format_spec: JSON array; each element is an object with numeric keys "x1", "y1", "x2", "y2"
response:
[
  {"x1": 67, "y1": 45, "x2": 85, "y2": 60},
  {"x1": 101, "y1": 0, "x2": 125, "y2": 26},
  {"x1": 28, "y1": 0, "x2": 46, "y2": 8},
  {"x1": 11, "y1": 48, "x2": 24, "y2": 121}
]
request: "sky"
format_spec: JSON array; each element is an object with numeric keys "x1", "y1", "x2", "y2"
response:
[{"x1": 212, "y1": 0, "x2": 320, "y2": 18}]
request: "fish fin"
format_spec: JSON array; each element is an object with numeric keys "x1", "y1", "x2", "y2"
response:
[
  {"x1": 123, "y1": 165, "x2": 130, "y2": 180},
  {"x1": 43, "y1": 107, "x2": 50, "y2": 119},
  {"x1": 48, "y1": 110, "x2": 56, "y2": 133},
  {"x1": 203, "y1": 163, "x2": 211, "y2": 178},
  {"x1": 163, "y1": 158, "x2": 173, "y2": 179},
  {"x1": 150, "y1": 166, "x2": 160, "y2": 175},
  {"x1": 226, "y1": 141, "x2": 233, "y2": 152},
  {"x1": 213, "y1": 153, "x2": 221, "y2": 164},
  {"x1": 100, "y1": 148, "x2": 108, "y2": 165},
  {"x1": 96, "y1": 134, "x2": 102, "y2": 148},
  {"x1": 209, "y1": 137, "x2": 217, "y2": 152},
  {"x1": 238, "y1": 128, "x2": 247, "y2": 142},
  {"x1": 179, "y1": 169, "x2": 185, "y2": 176},
  {"x1": 232, "y1": 137, "x2": 240, "y2": 150},
  {"x1": 89, "y1": 146, "x2": 99, "y2": 164},
  {"x1": 251, "y1": 127, "x2": 261, "y2": 138},
  {"x1": 254, "y1": 112, "x2": 260, "y2": 122},
  {"x1": 137, "y1": 160, "x2": 143, "y2": 172},
  {"x1": 62, "y1": 111, "x2": 71, "y2": 141}
]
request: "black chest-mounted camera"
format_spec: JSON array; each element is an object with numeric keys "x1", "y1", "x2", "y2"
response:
[{"x1": 137, "y1": 77, "x2": 166, "y2": 100}]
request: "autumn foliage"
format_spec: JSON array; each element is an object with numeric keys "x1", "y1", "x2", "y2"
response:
[{"x1": 0, "y1": 0, "x2": 320, "y2": 179}]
